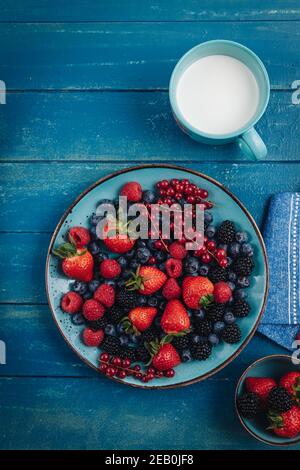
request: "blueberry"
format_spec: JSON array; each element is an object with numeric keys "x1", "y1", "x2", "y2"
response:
[
  {"x1": 194, "y1": 309, "x2": 206, "y2": 320},
  {"x1": 204, "y1": 212, "x2": 213, "y2": 224},
  {"x1": 237, "y1": 276, "x2": 250, "y2": 288},
  {"x1": 147, "y1": 239, "x2": 156, "y2": 251},
  {"x1": 183, "y1": 256, "x2": 199, "y2": 275},
  {"x1": 199, "y1": 264, "x2": 209, "y2": 276},
  {"x1": 228, "y1": 271, "x2": 237, "y2": 283},
  {"x1": 117, "y1": 324, "x2": 126, "y2": 334},
  {"x1": 138, "y1": 295, "x2": 147, "y2": 306},
  {"x1": 148, "y1": 296, "x2": 158, "y2": 307},
  {"x1": 90, "y1": 213, "x2": 102, "y2": 226},
  {"x1": 143, "y1": 190, "x2": 156, "y2": 204},
  {"x1": 234, "y1": 289, "x2": 248, "y2": 300},
  {"x1": 125, "y1": 249, "x2": 135, "y2": 260},
  {"x1": 228, "y1": 281, "x2": 236, "y2": 291},
  {"x1": 71, "y1": 313, "x2": 85, "y2": 325},
  {"x1": 106, "y1": 280, "x2": 116, "y2": 288},
  {"x1": 208, "y1": 333, "x2": 220, "y2": 346},
  {"x1": 229, "y1": 242, "x2": 241, "y2": 257},
  {"x1": 154, "y1": 315, "x2": 163, "y2": 328},
  {"x1": 117, "y1": 256, "x2": 127, "y2": 269},
  {"x1": 213, "y1": 321, "x2": 225, "y2": 334},
  {"x1": 82, "y1": 291, "x2": 93, "y2": 300},
  {"x1": 224, "y1": 311, "x2": 236, "y2": 324},
  {"x1": 117, "y1": 279, "x2": 126, "y2": 288},
  {"x1": 130, "y1": 259, "x2": 139, "y2": 270},
  {"x1": 119, "y1": 335, "x2": 129, "y2": 346},
  {"x1": 226, "y1": 256, "x2": 233, "y2": 267},
  {"x1": 73, "y1": 281, "x2": 87, "y2": 295},
  {"x1": 122, "y1": 270, "x2": 132, "y2": 281},
  {"x1": 105, "y1": 324, "x2": 116, "y2": 336},
  {"x1": 156, "y1": 251, "x2": 167, "y2": 263},
  {"x1": 236, "y1": 231, "x2": 248, "y2": 243},
  {"x1": 191, "y1": 334, "x2": 202, "y2": 344},
  {"x1": 129, "y1": 333, "x2": 139, "y2": 345},
  {"x1": 205, "y1": 225, "x2": 216, "y2": 238},
  {"x1": 137, "y1": 247, "x2": 151, "y2": 264},
  {"x1": 137, "y1": 239, "x2": 147, "y2": 248},
  {"x1": 158, "y1": 263, "x2": 166, "y2": 272},
  {"x1": 187, "y1": 309, "x2": 193, "y2": 317},
  {"x1": 88, "y1": 279, "x2": 100, "y2": 293},
  {"x1": 218, "y1": 243, "x2": 228, "y2": 251},
  {"x1": 96, "y1": 252, "x2": 108, "y2": 263},
  {"x1": 159, "y1": 300, "x2": 167, "y2": 311},
  {"x1": 241, "y1": 243, "x2": 254, "y2": 257},
  {"x1": 181, "y1": 349, "x2": 192, "y2": 363},
  {"x1": 90, "y1": 226, "x2": 97, "y2": 239}
]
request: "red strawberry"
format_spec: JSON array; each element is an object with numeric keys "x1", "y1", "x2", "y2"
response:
[
  {"x1": 61, "y1": 291, "x2": 83, "y2": 314},
  {"x1": 120, "y1": 181, "x2": 142, "y2": 202},
  {"x1": 161, "y1": 299, "x2": 190, "y2": 334},
  {"x1": 152, "y1": 343, "x2": 181, "y2": 371},
  {"x1": 182, "y1": 276, "x2": 214, "y2": 309},
  {"x1": 69, "y1": 226, "x2": 90, "y2": 248},
  {"x1": 268, "y1": 406, "x2": 300, "y2": 438},
  {"x1": 169, "y1": 242, "x2": 187, "y2": 260},
  {"x1": 162, "y1": 278, "x2": 181, "y2": 300},
  {"x1": 245, "y1": 377, "x2": 277, "y2": 403},
  {"x1": 99, "y1": 259, "x2": 121, "y2": 279},
  {"x1": 126, "y1": 307, "x2": 157, "y2": 333},
  {"x1": 82, "y1": 328, "x2": 104, "y2": 347},
  {"x1": 279, "y1": 372, "x2": 300, "y2": 404},
  {"x1": 165, "y1": 258, "x2": 182, "y2": 278},
  {"x1": 82, "y1": 299, "x2": 105, "y2": 321},
  {"x1": 213, "y1": 281, "x2": 232, "y2": 304},
  {"x1": 126, "y1": 266, "x2": 167, "y2": 295},
  {"x1": 296, "y1": 331, "x2": 300, "y2": 341},
  {"x1": 94, "y1": 283, "x2": 115, "y2": 308},
  {"x1": 53, "y1": 242, "x2": 94, "y2": 282},
  {"x1": 102, "y1": 221, "x2": 136, "y2": 254}
]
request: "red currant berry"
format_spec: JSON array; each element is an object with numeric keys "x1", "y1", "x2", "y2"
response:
[
  {"x1": 156, "y1": 182, "x2": 162, "y2": 189},
  {"x1": 142, "y1": 376, "x2": 149, "y2": 383},
  {"x1": 206, "y1": 240, "x2": 216, "y2": 252},
  {"x1": 159, "y1": 189, "x2": 166, "y2": 196},
  {"x1": 171, "y1": 178, "x2": 179, "y2": 187},
  {"x1": 99, "y1": 363, "x2": 108, "y2": 373},
  {"x1": 201, "y1": 253, "x2": 212, "y2": 264},
  {"x1": 117, "y1": 370, "x2": 126, "y2": 379},
  {"x1": 219, "y1": 258, "x2": 228, "y2": 268},
  {"x1": 105, "y1": 367, "x2": 115, "y2": 377},
  {"x1": 148, "y1": 256, "x2": 156, "y2": 265},
  {"x1": 182, "y1": 179, "x2": 189, "y2": 186},
  {"x1": 100, "y1": 353, "x2": 110, "y2": 362},
  {"x1": 195, "y1": 246, "x2": 207, "y2": 257},
  {"x1": 186, "y1": 195, "x2": 196, "y2": 204},
  {"x1": 199, "y1": 189, "x2": 208, "y2": 199},
  {"x1": 165, "y1": 369, "x2": 175, "y2": 378},
  {"x1": 156, "y1": 371, "x2": 164, "y2": 378},
  {"x1": 204, "y1": 201, "x2": 213, "y2": 209},
  {"x1": 175, "y1": 184, "x2": 184, "y2": 192},
  {"x1": 166, "y1": 187, "x2": 175, "y2": 197},
  {"x1": 215, "y1": 248, "x2": 226, "y2": 260},
  {"x1": 133, "y1": 364, "x2": 141, "y2": 372},
  {"x1": 122, "y1": 359, "x2": 131, "y2": 368},
  {"x1": 147, "y1": 367, "x2": 155, "y2": 375},
  {"x1": 161, "y1": 180, "x2": 169, "y2": 189},
  {"x1": 147, "y1": 373, "x2": 155, "y2": 381},
  {"x1": 174, "y1": 192, "x2": 183, "y2": 201},
  {"x1": 111, "y1": 357, "x2": 122, "y2": 366},
  {"x1": 154, "y1": 240, "x2": 163, "y2": 250},
  {"x1": 184, "y1": 186, "x2": 193, "y2": 196},
  {"x1": 136, "y1": 372, "x2": 143, "y2": 379},
  {"x1": 157, "y1": 198, "x2": 163, "y2": 205}
]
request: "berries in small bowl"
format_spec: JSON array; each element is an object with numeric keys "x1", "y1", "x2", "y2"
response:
[{"x1": 235, "y1": 355, "x2": 300, "y2": 446}]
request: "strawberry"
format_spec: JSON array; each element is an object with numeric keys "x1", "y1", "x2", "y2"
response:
[
  {"x1": 161, "y1": 299, "x2": 190, "y2": 334},
  {"x1": 82, "y1": 328, "x2": 104, "y2": 347},
  {"x1": 69, "y1": 226, "x2": 90, "y2": 248},
  {"x1": 99, "y1": 259, "x2": 121, "y2": 279},
  {"x1": 279, "y1": 372, "x2": 300, "y2": 404},
  {"x1": 268, "y1": 406, "x2": 300, "y2": 438},
  {"x1": 162, "y1": 278, "x2": 181, "y2": 300},
  {"x1": 94, "y1": 283, "x2": 115, "y2": 308},
  {"x1": 213, "y1": 281, "x2": 232, "y2": 304},
  {"x1": 120, "y1": 181, "x2": 142, "y2": 202},
  {"x1": 123, "y1": 307, "x2": 157, "y2": 333},
  {"x1": 53, "y1": 242, "x2": 94, "y2": 282},
  {"x1": 182, "y1": 276, "x2": 214, "y2": 309},
  {"x1": 102, "y1": 221, "x2": 136, "y2": 254},
  {"x1": 82, "y1": 299, "x2": 105, "y2": 321},
  {"x1": 165, "y1": 258, "x2": 182, "y2": 278},
  {"x1": 126, "y1": 266, "x2": 167, "y2": 295},
  {"x1": 61, "y1": 291, "x2": 83, "y2": 314},
  {"x1": 169, "y1": 242, "x2": 187, "y2": 260},
  {"x1": 151, "y1": 343, "x2": 181, "y2": 371},
  {"x1": 296, "y1": 331, "x2": 300, "y2": 341},
  {"x1": 245, "y1": 377, "x2": 277, "y2": 403}
]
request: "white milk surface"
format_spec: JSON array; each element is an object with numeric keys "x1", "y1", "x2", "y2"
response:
[{"x1": 176, "y1": 55, "x2": 259, "y2": 135}]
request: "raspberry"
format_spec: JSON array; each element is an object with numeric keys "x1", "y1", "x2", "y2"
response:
[
  {"x1": 213, "y1": 281, "x2": 232, "y2": 304},
  {"x1": 61, "y1": 291, "x2": 83, "y2": 314},
  {"x1": 82, "y1": 299, "x2": 105, "y2": 321},
  {"x1": 120, "y1": 181, "x2": 142, "y2": 202},
  {"x1": 165, "y1": 258, "x2": 182, "y2": 278},
  {"x1": 69, "y1": 226, "x2": 91, "y2": 248},
  {"x1": 82, "y1": 328, "x2": 104, "y2": 347},
  {"x1": 169, "y1": 242, "x2": 187, "y2": 260},
  {"x1": 162, "y1": 278, "x2": 181, "y2": 300},
  {"x1": 94, "y1": 283, "x2": 115, "y2": 308},
  {"x1": 99, "y1": 259, "x2": 121, "y2": 279}
]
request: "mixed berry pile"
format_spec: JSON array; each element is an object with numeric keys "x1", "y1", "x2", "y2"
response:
[
  {"x1": 237, "y1": 372, "x2": 300, "y2": 439},
  {"x1": 53, "y1": 177, "x2": 255, "y2": 383}
]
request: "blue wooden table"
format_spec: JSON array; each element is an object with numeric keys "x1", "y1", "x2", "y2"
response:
[{"x1": 0, "y1": 1, "x2": 300, "y2": 450}]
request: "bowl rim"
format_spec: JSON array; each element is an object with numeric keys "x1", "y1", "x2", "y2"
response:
[
  {"x1": 45, "y1": 163, "x2": 269, "y2": 389},
  {"x1": 235, "y1": 354, "x2": 300, "y2": 446}
]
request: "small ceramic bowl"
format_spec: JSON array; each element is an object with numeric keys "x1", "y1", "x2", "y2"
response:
[{"x1": 235, "y1": 355, "x2": 300, "y2": 446}]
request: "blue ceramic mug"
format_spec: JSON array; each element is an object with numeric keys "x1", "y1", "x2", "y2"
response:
[{"x1": 169, "y1": 40, "x2": 270, "y2": 160}]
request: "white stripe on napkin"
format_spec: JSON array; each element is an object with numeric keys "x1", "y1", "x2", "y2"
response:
[{"x1": 288, "y1": 195, "x2": 293, "y2": 324}]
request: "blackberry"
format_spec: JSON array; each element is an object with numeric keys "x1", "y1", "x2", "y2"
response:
[
  {"x1": 208, "y1": 266, "x2": 228, "y2": 284},
  {"x1": 108, "y1": 305, "x2": 125, "y2": 325},
  {"x1": 233, "y1": 299, "x2": 250, "y2": 318},
  {"x1": 86, "y1": 316, "x2": 109, "y2": 330},
  {"x1": 136, "y1": 344, "x2": 151, "y2": 363},
  {"x1": 268, "y1": 386, "x2": 293, "y2": 413},
  {"x1": 232, "y1": 255, "x2": 254, "y2": 277},
  {"x1": 172, "y1": 335, "x2": 190, "y2": 353},
  {"x1": 139, "y1": 326, "x2": 159, "y2": 345},
  {"x1": 217, "y1": 220, "x2": 236, "y2": 244},
  {"x1": 237, "y1": 392, "x2": 261, "y2": 418},
  {"x1": 119, "y1": 346, "x2": 137, "y2": 362},
  {"x1": 191, "y1": 341, "x2": 212, "y2": 361},
  {"x1": 194, "y1": 319, "x2": 213, "y2": 336},
  {"x1": 205, "y1": 303, "x2": 225, "y2": 323},
  {"x1": 116, "y1": 287, "x2": 137, "y2": 311},
  {"x1": 222, "y1": 324, "x2": 241, "y2": 344},
  {"x1": 101, "y1": 336, "x2": 121, "y2": 355}
]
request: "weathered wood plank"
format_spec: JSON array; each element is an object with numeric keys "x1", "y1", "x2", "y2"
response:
[
  {"x1": 0, "y1": 22, "x2": 298, "y2": 90},
  {"x1": 1, "y1": 1, "x2": 299, "y2": 22},
  {"x1": 0, "y1": 91, "x2": 298, "y2": 162}
]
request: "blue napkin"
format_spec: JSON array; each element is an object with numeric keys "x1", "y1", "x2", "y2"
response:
[{"x1": 258, "y1": 193, "x2": 300, "y2": 351}]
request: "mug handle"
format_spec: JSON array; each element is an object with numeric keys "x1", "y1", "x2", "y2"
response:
[{"x1": 237, "y1": 127, "x2": 267, "y2": 160}]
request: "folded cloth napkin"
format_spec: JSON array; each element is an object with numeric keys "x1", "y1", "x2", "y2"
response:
[{"x1": 258, "y1": 193, "x2": 300, "y2": 351}]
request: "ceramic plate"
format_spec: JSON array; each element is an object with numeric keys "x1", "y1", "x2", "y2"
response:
[{"x1": 46, "y1": 164, "x2": 269, "y2": 388}]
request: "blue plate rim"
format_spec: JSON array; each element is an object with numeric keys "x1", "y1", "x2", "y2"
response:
[
  {"x1": 235, "y1": 354, "x2": 300, "y2": 446},
  {"x1": 45, "y1": 163, "x2": 269, "y2": 389}
]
